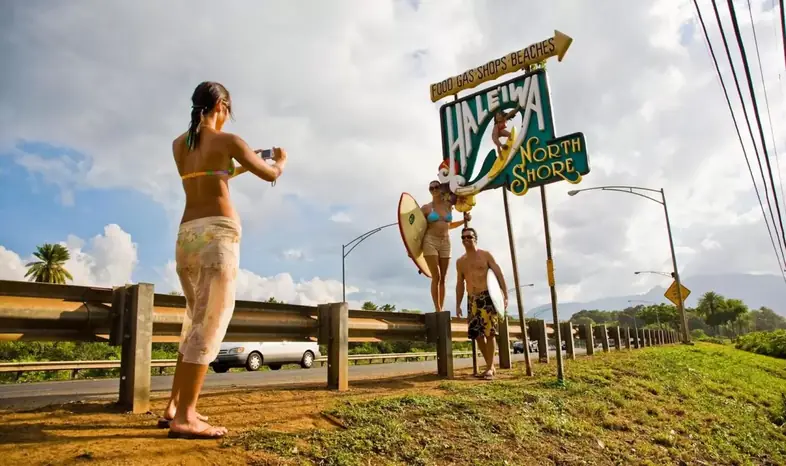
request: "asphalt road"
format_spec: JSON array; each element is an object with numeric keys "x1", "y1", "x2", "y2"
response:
[{"x1": 0, "y1": 348, "x2": 586, "y2": 410}]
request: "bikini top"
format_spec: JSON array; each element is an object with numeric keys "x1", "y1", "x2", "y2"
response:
[
  {"x1": 180, "y1": 161, "x2": 235, "y2": 180},
  {"x1": 427, "y1": 207, "x2": 453, "y2": 223}
]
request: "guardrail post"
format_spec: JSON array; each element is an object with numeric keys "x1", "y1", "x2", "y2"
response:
[
  {"x1": 498, "y1": 315, "x2": 511, "y2": 370},
  {"x1": 536, "y1": 320, "x2": 548, "y2": 363},
  {"x1": 118, "y1": 283, "x2": 154, "y2": 414},
  {"x1": 599, "y1": 325, "x2": 610, "y2": 352},
  {"x1": 613, "y1": 326, "x2": 621, "y2": 350},
  {"x1": 321, "y1": 302, "x2": 348, "y2": 391},
  {"x1": 582, "y1": 324, "x2": 595, "y2": 355},
  {"x1": 109, "y1": 286, "x2": 128, "y2": 346},
  {"x1": 647, "y1": 329, "x2": 653, "y2": 346},
  {"x1": 426, "y1": 311, "x2": 454, "y2": 378},
  {"x1": 641, "y1": 329, "x2": 648, "y2": 347},
  {"x1": 624, "y1": 327, "x2": 631, "y2": 349},
  {"x1": 561, "y1": 322, "x2": 575, "y2": 360}
]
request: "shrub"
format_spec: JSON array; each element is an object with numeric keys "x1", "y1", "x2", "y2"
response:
[{"x1": 735, "y1": 330, "x2": 786, "y2": 359}]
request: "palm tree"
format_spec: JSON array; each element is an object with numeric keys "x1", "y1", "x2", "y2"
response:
[
  {"x1": 24, "y1": 243, "x2": 74, "y2": 284},
  {"x1": 696, "y1": 291, "x2": 726, "y2": 336}
]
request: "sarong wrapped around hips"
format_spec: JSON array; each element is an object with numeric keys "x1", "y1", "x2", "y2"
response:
[{"x1": 175, "y1": 216, "x2": 242, "y2": 365}]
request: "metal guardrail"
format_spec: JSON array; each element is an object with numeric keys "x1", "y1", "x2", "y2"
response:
[
  {"x1": 0, "y1": 279, "x2": 679, "y2": 413},
  {"x1": 0, "y1": 351, "x2": 494, "y2": 374}
]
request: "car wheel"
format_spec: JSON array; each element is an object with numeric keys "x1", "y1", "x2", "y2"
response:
[
  {"x1": 245, "y1": 352, "x2": 263, "y2": 371},
  {"x1": 300, "y1": 350, "x2": 315, "y2": 369},
  {"x1": 212, "y1": 365, "x2": 229, "y2": 373}
]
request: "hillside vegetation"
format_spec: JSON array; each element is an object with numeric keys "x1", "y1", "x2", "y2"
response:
[
  {"x1": 736, "y1": 330, "x2": 786, "y2": 359},
  {"x1": 229, "y1": 343, "x2": 786, "y2": 465}
]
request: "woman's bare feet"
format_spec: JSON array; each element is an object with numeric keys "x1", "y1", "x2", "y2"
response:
[
  {"x1": 158, "y1": 408, "x2": 208, "y2": 428},
  {"x1": 168, "y1": 417, "x2": 227, "y2": 440}
]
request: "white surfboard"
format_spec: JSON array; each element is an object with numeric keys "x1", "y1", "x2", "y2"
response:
[{"x1": 486, "y1": 269, "x2": 506, "y2": 316}]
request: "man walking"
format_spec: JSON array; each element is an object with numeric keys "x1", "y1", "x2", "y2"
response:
[{"x1": 455, "y1": 227, "x2": 508, "y2": 380}]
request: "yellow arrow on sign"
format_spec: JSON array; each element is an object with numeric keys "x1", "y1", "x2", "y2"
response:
[
  {"x1": 664, "y1": 280, "x2": 690, "y2": 306},
  {"x1": 429, "y1": 30, "x2": 573, "y2": 103}
]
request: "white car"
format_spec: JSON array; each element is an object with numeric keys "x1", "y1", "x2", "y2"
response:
[{"x1": 210, "y1": 341, "x2": 321, "y2": 373}]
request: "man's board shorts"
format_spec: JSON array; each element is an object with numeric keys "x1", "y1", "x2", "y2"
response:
[
  {"x1": 175, "y1": 216, "x2": 242, "y2": 365},
  {"x1": 422, "y1": 232, "x2": 451, "y2": 258},
  {"x1": 467, "y1": 289, "x2": 499, "y2": 340}
]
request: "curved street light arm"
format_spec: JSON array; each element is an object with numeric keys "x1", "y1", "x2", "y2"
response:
[
  {"x1": 596, "y1": 187, "x2": 664, "y2": 205},
  {"x1": 343, "y1": 222, "x2": 397, "y2": 258},
  {"x1": 634, "y1": 270, "x2": 672, "y2": 277},
  {"x1": 575, "y1": 185, "x2": 663, "y2": 195}
]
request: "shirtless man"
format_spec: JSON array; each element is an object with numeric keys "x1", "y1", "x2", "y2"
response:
[{"x1": 455, "y1": 227, "x2": 508, "y2": 380}]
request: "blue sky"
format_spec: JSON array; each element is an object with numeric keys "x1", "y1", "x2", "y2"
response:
[
  {"x1": 1, "y1": 0, "x2": 785, "y2": 314},
  {"x1": 0, "y1": 142, "x2": 169, "y2": 285}
]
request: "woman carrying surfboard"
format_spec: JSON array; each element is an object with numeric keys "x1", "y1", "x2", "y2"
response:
[{"x1": 421, "y1": 180, "x2": 470, "y2": 312}]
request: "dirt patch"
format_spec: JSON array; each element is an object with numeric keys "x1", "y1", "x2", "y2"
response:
[{"x1": 0, "y1": 371, "x2": 463, "y2": 466}]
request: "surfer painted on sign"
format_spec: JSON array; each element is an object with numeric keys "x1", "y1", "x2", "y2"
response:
[
  {"x1": 492, "y1": 104, "x2": 520, "y2": 153},
  {"x1": 422, "y1": 180, "x2": 470, "y2": 313},
  {"x1": 455, "y1": 227, "x2": 508, "y2": 380}
]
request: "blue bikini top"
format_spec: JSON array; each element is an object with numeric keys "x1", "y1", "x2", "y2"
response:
[{"x1": 427, "y1": 208, "x2": 453, "y2": 223}]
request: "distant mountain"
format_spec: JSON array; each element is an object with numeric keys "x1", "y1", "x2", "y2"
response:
[{"x1": 528, "y1": 273, "x2": 786, "y2": 320}]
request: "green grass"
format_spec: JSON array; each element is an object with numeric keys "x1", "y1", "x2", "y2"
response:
[{"x1": 226, "y1": 343, "x2": 786, "y2": 466}]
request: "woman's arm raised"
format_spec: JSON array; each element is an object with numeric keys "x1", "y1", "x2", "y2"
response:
[{"x1": 226, "y1": 134, "x2": 286, "y2": 182}]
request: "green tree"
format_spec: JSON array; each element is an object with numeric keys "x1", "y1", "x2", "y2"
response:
[
  {"x1": 361, "y1": 301, "x2": 378, "y2": 311},
  {"x1": 572, "y1": 316, "x2": 595, "y2": 328},
  {"x1": 24, "y1": 243, "x2": 74, "y2": 284},
  {"x1": 618, "y1": 306, "x2": 646, "y2": 329},
  {"x1": 572, "y1": 309, "x2": 618, "y2": 324},
  {"x1": 696, "y1": 291, "x2": 728, "y2": 334},
  {"x1": 638, "y1": 304, "x2": 678, "y2": 329},
  {"x1": 265, "y1": 296, "x2": 284, "y2": 303},
  {"x1": 750, "y1": 307, "x2": 786, "y2": 332},
  {"x1": 379, "y1": 304, "x2": 396, "y2": 312},
  {"x1": 724, "y1": 298, "x2": 749, "y2": 337}
]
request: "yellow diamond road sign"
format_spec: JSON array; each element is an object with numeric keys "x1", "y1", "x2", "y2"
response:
[{"x1": 664, "y1": 280, "x2": 690, "y2": 306}]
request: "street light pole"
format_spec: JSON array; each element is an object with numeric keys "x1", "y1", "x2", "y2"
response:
[
  {"x1": 568, "y1": 185, "x2": 690, "y2": 343},
  {"x1": 661, "y1": 188, "x2": 690, "y2": 343},
  {"x1": 342, "y1": 222, "x2": 397, "y2": 302}
]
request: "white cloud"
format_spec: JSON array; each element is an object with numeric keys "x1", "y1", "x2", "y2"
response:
[
  {"x1": 0, "y1": 247, "x2": 27, "y2": 281},
  {"x1": 0, "y1": 224, "x2": 362, "y2": 308},
  {"x1": 281, "y1": 249, "x2": 307, "y2": 261},
  {"x1": 330, "y1": 212, "x2": 352, "y2": 223},
  {"x1": 159, "y1": 260, "x2": 361, "y2": 307},
  {"x1": 2, "y1": 0, "x2": 786, "y2": 313},
  {"x1": 0, "y1": 224, "x2": 137, "y2": 287}
]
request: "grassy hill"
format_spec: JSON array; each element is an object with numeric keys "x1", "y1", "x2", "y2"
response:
[{"x1": 229, "y1": 343, "x2": 786, "y2": 465}]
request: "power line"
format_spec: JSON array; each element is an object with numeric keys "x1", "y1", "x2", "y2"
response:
[
  {"x1": 692, "y1": 0, "x2": 786, "y2": 282},
  {"x1": 748, "y1": 0, "x2": 786, "y2": 224},
  {"x1": 726, "y1": 0, "x2": 786, "y2": 263},
  {"x1": 747, "y1": 0, "x2": 786, "y2": 223},
  {"x1": 778, "y1": 0, "x2": 786, "y2": 74},
  {"x1": 707, "y1": 0, "x2": 786, "y2": 265}
]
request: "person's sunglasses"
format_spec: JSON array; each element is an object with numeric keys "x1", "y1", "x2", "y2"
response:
[
  {"x1": 429, "y1": 185, "x2": 440, "y2": 191},
  {"x1": 461, "y1": 235, "x2": 475, "y2": 241}
]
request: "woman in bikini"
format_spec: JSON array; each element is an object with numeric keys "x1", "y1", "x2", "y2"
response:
[
  {"x1": 421, "y1": 180, "x2": 470, "y2": 313},
  {"x1": 162, "y1": 81, "x2": 287, "y2": 440}
]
